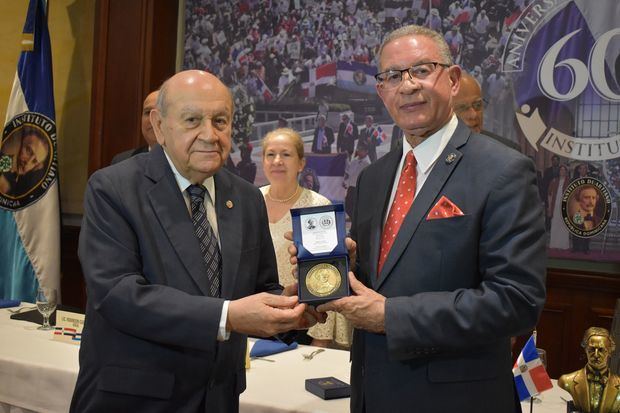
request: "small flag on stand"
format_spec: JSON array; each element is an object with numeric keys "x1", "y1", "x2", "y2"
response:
[
  {"x1": 0, "y1": 0, "x2": 61, "y2": 302},
  {"x1": 512, "y1": 335, "x2": 553, "y2": 401}
]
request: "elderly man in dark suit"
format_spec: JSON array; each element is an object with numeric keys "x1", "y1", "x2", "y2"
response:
[
  {"x1": 337, "y1": 112, "x2": 358, "y2": 159},
  {"x1": 71, "y1": 70, "x2": 316, "y2": 413},
  {"x1": 311, "y1": 114, "x2": 335, "y2": 154},
  {"x1": 316, "y1": 25, "x2": 546, "y2": 413}
]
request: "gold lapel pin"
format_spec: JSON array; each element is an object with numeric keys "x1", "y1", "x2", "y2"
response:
[
  {"x1": 226, "y1": 200, "x2": 233, "y2": 209},
  {"x1": 445, "y1": 153, "x2": 457, "y2": 164}
]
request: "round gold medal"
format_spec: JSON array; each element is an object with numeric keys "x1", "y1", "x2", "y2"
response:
[{"x1": 305, "y1": 263, "x2": 341, "y2": 297}]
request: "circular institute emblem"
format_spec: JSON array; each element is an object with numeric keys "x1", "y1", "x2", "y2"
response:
[
  {"x1": 0, "y1": 112, "x2": 57, "y2": 211},
  {"x1": 561, "y1": 178, "x2": 611, "y2": 238}
]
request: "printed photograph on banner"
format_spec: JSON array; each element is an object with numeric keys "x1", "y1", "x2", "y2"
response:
[
  {"x1": 0, "y1": 112, "x2": 57, "y2": 210},
  {"x1": 182, "y1": 0, "x2": 620, "y2": 261}
]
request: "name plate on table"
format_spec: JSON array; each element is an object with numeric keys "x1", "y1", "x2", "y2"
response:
[
  {"x1": 291, "y1": 204, "x2": 349, "y2": 305},
  {"x1": 52, "y1": 310, "x2": 84, "y2": 344}
]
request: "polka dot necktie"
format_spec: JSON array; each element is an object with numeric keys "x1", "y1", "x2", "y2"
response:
[
  {"x1": 187, "y1": 184, "x2": 221, "y2": 297},
  {"x1": 378, "y1": 151, "x2": 417, "y2": 276}
]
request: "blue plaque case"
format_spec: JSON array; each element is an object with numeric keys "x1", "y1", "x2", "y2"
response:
[{"x1": 291, "y1": 203, "x2": 350, "y2": 305}]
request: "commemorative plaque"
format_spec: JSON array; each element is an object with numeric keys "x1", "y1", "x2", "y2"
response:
[{"x1": 291, "y1": 204, "x2": 350, "y2": 305}]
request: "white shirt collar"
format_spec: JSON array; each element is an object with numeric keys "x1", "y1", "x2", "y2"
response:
[
  {"x1": 401, "y1": 114, "x2": 458, "y2": 174},
  {"x1": 163, "y1": 148, "x2": 216, "y2": 203}
]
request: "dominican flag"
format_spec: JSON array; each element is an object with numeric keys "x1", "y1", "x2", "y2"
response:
[
  {"x1": 256, "y1": 76, "x2": 274, "y2": 102},
  {"x1": 336, "y1": 61, "x2": 377, "y2": 94},
  {"x1": 304, "y1": 153, "x2": 347, "y2": 202},
  {"x1": 301, "y1": 62, "x2": 336, "y2": 97},
  {"x1": 0, "y1": 0, "x2": 60, "y2": 302},
  {"x1": 512, "y1": 335, "x2": 553, "y2": 401},
  {"x1": 373, "y1": 126, "x2": 387, "y2": 145}
]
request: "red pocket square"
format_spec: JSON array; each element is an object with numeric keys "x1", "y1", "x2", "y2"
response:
[{"x1": 426, "y1": 196, "x2": 464, "y2": 220}]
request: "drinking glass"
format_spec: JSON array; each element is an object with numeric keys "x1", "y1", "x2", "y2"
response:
[
  {"x1": 533, "y1": 348, "x2": 548, "y2": 404},
  {"x1": 36, "y1": 287, "x2": 57, "y2": 331},
  {"x1": 537, "y1": 348, "x2": 547, "y2": 368}
]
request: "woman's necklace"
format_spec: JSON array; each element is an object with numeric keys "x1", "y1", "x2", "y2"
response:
[{"x1": 267, "y1": 185, "x2": 300, "y2": 203}]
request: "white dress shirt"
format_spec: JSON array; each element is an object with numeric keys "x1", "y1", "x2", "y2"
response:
[{"x1": 385, "y1": 115, "x2": 458, "y2": 226}]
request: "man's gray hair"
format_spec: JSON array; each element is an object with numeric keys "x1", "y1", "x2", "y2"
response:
[{"x1": 377, "y1": 25, "x2": 453, "y2": 70}]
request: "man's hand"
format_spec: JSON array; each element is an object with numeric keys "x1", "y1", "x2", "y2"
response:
[
  {"x1": 317, "y1": 272, "x2": 386, "y2": 333},
  {"x1": 227, "y1": 293, "x2": 308, "y2": 337},
  {"x1": 282, "y1": 282, "x2": 327, "y2": 327}
]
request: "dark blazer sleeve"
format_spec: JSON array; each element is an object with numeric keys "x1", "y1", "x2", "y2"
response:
[
  {"x1": 326, "y1": 127, "x2": 335, "y2": 145},
  {"x1": 79, "y1": 170, "x2": 224, "y2": 353},
  {"x1": 383, "y1": 154, "x2": 546, "y2": 359}
]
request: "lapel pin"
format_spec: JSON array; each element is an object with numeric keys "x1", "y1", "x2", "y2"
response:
[
  {"x1": 445, "y1": 153, "x2": 457, "y2": 164},
  {"x1": 226, "y1": 200, "x2": 233, "y2": 209}
]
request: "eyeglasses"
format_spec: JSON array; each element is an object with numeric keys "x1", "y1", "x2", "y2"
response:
[
  {"x1": 453, "y1": 99, "x2": 486, "y2": 114},
  {"x1": 375, "y1": 62, "x2": 451, "y2": 89}
]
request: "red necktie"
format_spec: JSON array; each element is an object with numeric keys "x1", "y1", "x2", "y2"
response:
[{"x1": 378, "y1": 151, "x2": 417, "y2": 276}]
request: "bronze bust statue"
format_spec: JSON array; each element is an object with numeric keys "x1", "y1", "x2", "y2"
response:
[{"x1": 558, "y1": 327, "x2": 620, "y2": 413}]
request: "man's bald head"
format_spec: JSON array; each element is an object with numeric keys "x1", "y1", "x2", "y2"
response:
[
  {"x1": 141, "y1": 90, "x2": 159, "y2": 146},
  {"x1": 156, "y1": 70, "x2": 233, "y2": 118},
  {"x1": 453, "y1": 72, "x2": 484, "y2": 133},
  {"x1": 150, "y1": 70, "x2": 234, "y2": 183}
]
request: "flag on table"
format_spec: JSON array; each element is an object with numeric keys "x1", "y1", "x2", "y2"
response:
[
  {"x1": 512, "y1": 335, "x2": 553, "y2": 401},
  {"x1": 0, "y1": 0, "x2": 60, "y2": 302}
]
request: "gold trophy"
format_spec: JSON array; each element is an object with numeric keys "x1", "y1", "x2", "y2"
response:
[{"x1": 558, "y1": 327, "x2": 620, "y2": 413}]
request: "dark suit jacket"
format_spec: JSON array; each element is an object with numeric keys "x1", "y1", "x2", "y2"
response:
[
  {"x1": 337, "y1": 121, "x2": 358, "y2": 154},
  {"x1": 70, "y1": 145, "x2": 280, "y2": 413},
  {"x1": 311, "y1": 126, "x2": 335, "y2": 154},
  {"x1": 111, "y1": 145, "x2": 149, "y2": 164},
  {"x1": 350, "y1": 121, "x2": 546, "y2": 413}
]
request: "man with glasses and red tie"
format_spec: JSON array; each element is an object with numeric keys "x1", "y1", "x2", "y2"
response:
[{"x1": 314, "y1": 25, "x2": 546, "y2": 412}]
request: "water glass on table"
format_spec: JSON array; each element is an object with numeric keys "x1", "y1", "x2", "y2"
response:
[{"x1": 36, "y1": 287, "x2": 57, "y2": 331}]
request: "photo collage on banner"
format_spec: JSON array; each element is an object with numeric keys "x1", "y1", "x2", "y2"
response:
[{"x1": 183, "y1": 0, "x2": 620, "y2": 262}]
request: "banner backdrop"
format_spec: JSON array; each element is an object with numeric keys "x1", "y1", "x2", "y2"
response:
[{"x1": 183, "y1": 0, "x2": 620, "y2": 263}]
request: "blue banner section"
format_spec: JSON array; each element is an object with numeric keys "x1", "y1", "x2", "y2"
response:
[
  {"x1": 0, "y1": 213, "x2": 39, "y2": 300},
  {"x1": 18, "y1": 0, "x2": 55, "y2": 120},
  {"x1": 513, "y1": 2, "x2": 595, "y2": 130},
  {"x1": 305, "y1": 153, "x2": 347, "y2": 177}
]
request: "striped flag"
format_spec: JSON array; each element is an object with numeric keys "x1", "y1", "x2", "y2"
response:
[
  {"x1": 303, "y1": 153, "x2": 347, "y2": 203},
  {"x1": 512, "y1": 335, "x2": 553, "y2": 401},
  {"x1": 301, "y1": 62, "x2": 337, "y2": 97},
  {"x1": 336, "y1": 61, "x2": 377, "y2": 94},
  {"x1": 0, "y1": 0, "x2": 60, "y2": 302}
]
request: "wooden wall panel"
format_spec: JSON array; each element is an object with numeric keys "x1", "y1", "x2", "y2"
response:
[{"x1": 88, "y1": 0, "x2": 178, "y2": 173}]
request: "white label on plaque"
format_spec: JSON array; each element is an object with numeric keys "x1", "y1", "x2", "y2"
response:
[{"x1": 300, "y1": 211, "x2": 337, "y2": 254}]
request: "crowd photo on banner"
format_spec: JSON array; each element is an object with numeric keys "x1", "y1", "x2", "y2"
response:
[{"x1": 183, "y1": 0, "x2": 620, "y2": 262}]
